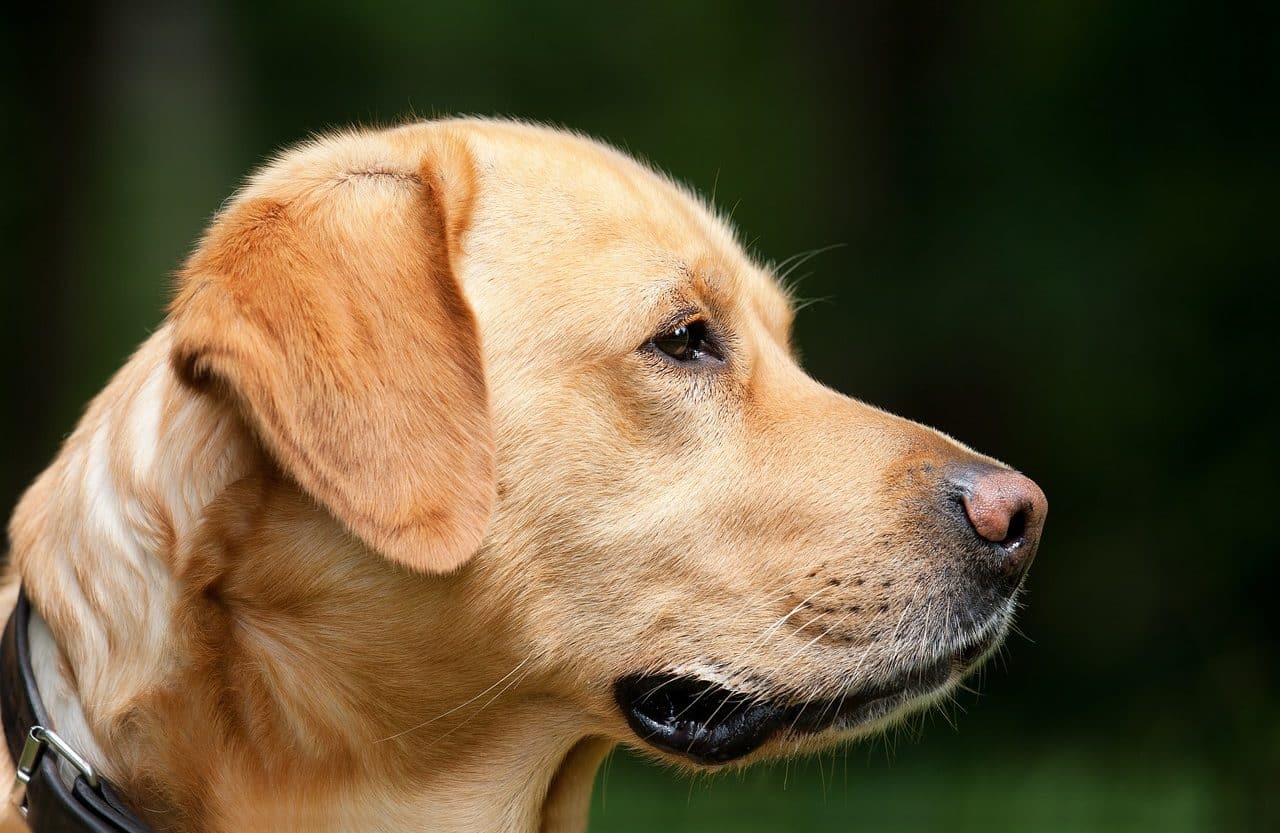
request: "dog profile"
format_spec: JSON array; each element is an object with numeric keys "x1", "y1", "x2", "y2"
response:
[{"x1": 1, "y1": 118, "x2": 1046, "y2": 832}]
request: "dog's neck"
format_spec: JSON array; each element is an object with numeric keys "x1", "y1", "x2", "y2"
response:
[{"x1": 7, "y1": 327, "x2": 607, "y2": 833}]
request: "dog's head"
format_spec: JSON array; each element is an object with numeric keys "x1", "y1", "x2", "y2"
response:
[{"x1": 169, "y1": 119, "x2": 1046, "y2": 768}]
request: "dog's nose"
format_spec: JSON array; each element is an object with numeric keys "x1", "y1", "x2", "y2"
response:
[{"x1": 954, "y1": 465, "x2": 1047, "y2": 579}]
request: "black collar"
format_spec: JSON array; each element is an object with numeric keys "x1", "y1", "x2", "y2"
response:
[{"x1": 2, "y1": 587, "x2": 153, "y2": 832}]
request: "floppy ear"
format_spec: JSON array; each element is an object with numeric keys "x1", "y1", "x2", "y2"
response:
[{"x1": 168, "y1": 151, "x2": 493, "y2": 573}]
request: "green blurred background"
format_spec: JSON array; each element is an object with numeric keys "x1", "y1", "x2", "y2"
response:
[{"x1": 3, "y1": 2, "x2": 1277, "y2": 831}]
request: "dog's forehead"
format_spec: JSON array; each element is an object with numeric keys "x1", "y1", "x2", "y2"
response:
[
  {"x1": 451, "y1": 120, "x2": 794, "y2": 345},
  {"x1": 461, "y1": 121, "x2": 731, "y2": 248}
]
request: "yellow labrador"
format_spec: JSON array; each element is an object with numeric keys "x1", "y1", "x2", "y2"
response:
[{"x1": 1, "y1": 119, "x2": 1046, "y2": 832}]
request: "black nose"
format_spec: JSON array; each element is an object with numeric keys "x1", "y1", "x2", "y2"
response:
[{"x1": 951, "y1": 464, "x2": 1048, "y2": 580}]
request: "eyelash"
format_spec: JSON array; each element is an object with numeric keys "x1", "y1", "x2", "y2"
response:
[{"x1": 645, "y1": 317, "x2": 725, "y2": 366}]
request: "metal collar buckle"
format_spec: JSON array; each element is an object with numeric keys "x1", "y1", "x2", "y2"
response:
[{"x1": 12, "y1": 725, "x2": 99, "y2": 818}]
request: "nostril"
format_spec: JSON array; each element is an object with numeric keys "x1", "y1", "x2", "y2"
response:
[
  {"x1": 1000, "y1": 509, "x2": 1027, "y2": 549},
  {"x1": 953, "y1": 465, "x2": 1047, "y2": 555}
]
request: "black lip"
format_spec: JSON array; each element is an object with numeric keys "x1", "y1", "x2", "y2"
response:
[
  {"x1": 614, "y1": 674, "x2": 785, "y2": 764},
  {"x1": 615, "y1": 636, "x2": 996, "y2": 765}
]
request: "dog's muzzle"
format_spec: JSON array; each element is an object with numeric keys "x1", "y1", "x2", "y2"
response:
[{"x1": 614, "y1": 628, "x2": 999, "y2": 766}]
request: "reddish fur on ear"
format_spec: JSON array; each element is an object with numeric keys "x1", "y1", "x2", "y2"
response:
[{"x1": 168, "y1": 155, "x2": 494, "y2": 573}]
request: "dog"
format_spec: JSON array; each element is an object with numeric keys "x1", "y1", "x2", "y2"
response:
[{"x1": 1, "y1": 118, "x2": 1046, "y2": 832}]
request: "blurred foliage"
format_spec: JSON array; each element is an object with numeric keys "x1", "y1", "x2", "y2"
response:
[{"x1": 2, "y1": 1, "x2": 1277, "y2": 830}]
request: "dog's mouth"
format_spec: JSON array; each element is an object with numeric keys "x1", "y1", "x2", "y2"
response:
[{"x1": 614, "y1": 633, "x2": 998, "y2": 765}]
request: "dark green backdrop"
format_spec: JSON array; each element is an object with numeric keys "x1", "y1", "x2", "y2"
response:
[{"x1": 3, "y1": 2, "x2": 1276, "y2": 831}]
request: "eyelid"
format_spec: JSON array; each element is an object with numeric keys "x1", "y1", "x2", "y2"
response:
[{"x1": 653, "y1": 305, "x2": 705, "y2": 337}]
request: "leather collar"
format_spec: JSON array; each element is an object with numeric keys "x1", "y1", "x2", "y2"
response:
[{"x1": 2, "y1": 587, "x2": 153, "y2": 832}]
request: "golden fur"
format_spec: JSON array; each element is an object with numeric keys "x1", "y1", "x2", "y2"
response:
[{"x1": 2, "y1": 119, "x2": 1027, "y2": 832}]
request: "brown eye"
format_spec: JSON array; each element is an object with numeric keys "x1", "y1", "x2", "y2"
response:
[{"x1": 651, "y1": 320, "x2": 714, "y2": 362}]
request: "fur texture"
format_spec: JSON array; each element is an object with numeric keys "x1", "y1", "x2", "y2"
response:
[{"x1": 2, "y1": 119, "x2": 1029, "y2": 832}]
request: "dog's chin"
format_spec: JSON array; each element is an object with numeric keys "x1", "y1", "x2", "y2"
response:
[{"x1": 614, "y1": 630, "x2": 1002, "y2": 766}]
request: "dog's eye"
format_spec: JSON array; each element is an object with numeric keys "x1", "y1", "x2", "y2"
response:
[{"x1": 652, "y1": 321, "x2": 713, "y2": 362}]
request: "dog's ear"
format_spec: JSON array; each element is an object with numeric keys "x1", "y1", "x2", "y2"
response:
[{"x1": 168, "y1": 148, "x2": 493, "y2": 573}]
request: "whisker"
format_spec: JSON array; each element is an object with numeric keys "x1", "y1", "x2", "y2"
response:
[
  {"x1": 751, "y1": 585, "x2": 835, "y2": 651},
  {"x1": 599, "y1": 747, "x2": 615, "y2": 811},
  {"x1": 420, "y1": 660, "x2": 535, "y2": 747},
  {"x1": 778, "y1": 607, "x2": 871, "y2": 733},
  {"x1": 727, "y1": 197, "x2": 743, "y2": 224},
  {"x1": 771, "y1": 243, "x2": 845, "y2": 289},
  {"x1": 792, "y1": 293, "x2": 834, "y2": 313},
  {"x1": 376, "y1": 654, "x2": 534, "y2": 743},
  {"x1": 675, "y1": 676, "x2": 736, "y2": 724}
]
